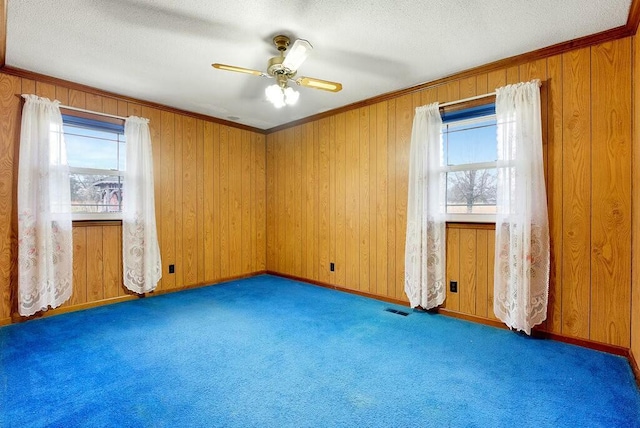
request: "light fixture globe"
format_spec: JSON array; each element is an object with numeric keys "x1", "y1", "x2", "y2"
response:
[{"x1": 266, "y1": 83, "x2": 299, "y2": 108}]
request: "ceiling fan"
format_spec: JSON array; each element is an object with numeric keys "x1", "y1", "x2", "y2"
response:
[{"x1": 212, "y1": 35, "x2": 342, "y2": 107}]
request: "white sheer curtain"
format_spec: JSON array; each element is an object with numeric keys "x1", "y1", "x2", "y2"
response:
[
  {"x1": 404, "y1": 103, "x2": 446, "y2": 309},
  {"x1": 18, "y1": 95, "x2": 73, "y2": 316},
  {"x1": 122, "y1": 116, "x2": 162, "y2": 294},
  {"x1": 494, "y1": 80, "x2": 550, "y2": 334}
]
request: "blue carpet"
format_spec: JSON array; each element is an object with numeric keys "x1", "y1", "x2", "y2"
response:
[{"x1": 1, "y1": 274, "x2": 639, "y2": 427}]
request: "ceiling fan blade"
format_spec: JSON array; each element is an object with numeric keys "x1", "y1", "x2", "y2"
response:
[
  {"x1": 296, "y1": 76, "x2": 343, "y2": 92},
  {"x1": 282, "y1": 39, "x2": 313, "y2": 71},
  {"x1": 212, "y1": 63, "x2": 268, "y2": 77}
]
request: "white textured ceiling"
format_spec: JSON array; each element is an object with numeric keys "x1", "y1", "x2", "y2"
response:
[{"x1": 7, "y1": 0, "x2": 633, "y2": 130}]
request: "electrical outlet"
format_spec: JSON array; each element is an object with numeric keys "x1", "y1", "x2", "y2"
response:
[
  {"x1": 330, "y1": 262, "x2": 335, "y2": 272},
  {"x1": 450, "y1": 280, "x2": 458, "y2": 293},
  {"x1": 169, "y1": 264, "x2": 175, "y2": 274}
]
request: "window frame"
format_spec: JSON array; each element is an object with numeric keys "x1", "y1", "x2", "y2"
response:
[
  {"x1": 62, "y1": 112, "x2": 126, "y2": 221},
  {"x1": 441, "y1": 104, "x2": 497, "y2": 224}
]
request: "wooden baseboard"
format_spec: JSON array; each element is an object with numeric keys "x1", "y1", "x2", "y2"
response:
[
  {"x1": 265, "y1": 271, "x2": 409, "y2": 307},
  {"x1": 628, "y1": 349, "x2": 640, "y2": 387},
  {"x1": 3, "y1": 271, "x2": 268, "y2": 326},
  {"x1": 267, "y1": 271, "x2": 638, "y2": 363}
]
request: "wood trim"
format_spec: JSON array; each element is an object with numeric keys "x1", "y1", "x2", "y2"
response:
[
  {"x1": 2, "y1": 66, "x2": 266, "y2": 135},
  {"x1": 10, "y1": 295, "x2": 138, "y2": 324},
  {"x1": 629, "y1": 350, "x2": 640, "y2": 387},
  {"x1": 270, "y1": 271, "x2": 635, "y2": 359},
  {"x1": 266, "y1": 25, "x2": 634, "y2": 134},
  {"x1": 532, "y1": 330, "x2": 631, "y2": 357},
  {"x1": 266, "y1": 271, "x2": 409, "y2": 306},
  {"x1": 435, "y1": 308, "x2": 507, "y2": 329},
  {"x1": 447, "y1": 222, "x2": 496, "y2": 230},
  {"x1": 72, "y1": 220, "x2": 122, "y2": 227},
  {"x1": 5, "y1": 271, "x2": 267, "y2": 325},
  {"x1": 0, "y1": 0, "x2": 6, "y2": 67},
  {"x1": 627, "y1": 0, "x2": 640, "y2": 34}
]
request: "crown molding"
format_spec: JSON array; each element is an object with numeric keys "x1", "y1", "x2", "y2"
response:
[{"x1": 0, "y1": 66, "x2": 266, "y2": 134}]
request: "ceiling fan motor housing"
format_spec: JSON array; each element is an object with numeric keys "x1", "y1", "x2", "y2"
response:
[{"x1": 267, "y1": 56, "x2": 296, "y2": 81}]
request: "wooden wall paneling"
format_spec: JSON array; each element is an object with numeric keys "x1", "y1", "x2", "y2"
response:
[
  {"x1": 203, "y1": 122, "x2": 215, "y2": 281},
  {"x1": 359, "y1": 107, "x2": 371, "y2": 292},
  {"x1": 102, "y1": 225, "x2": 122, "y2": 299},
  {"x1": 328, "y1": 116, "x2": 337, "y2": 283},
  {"x1": 487, "y1": 231, "x2": 497, "y2": 319},
  {"x1": 476, "y1": 73, "x2": 489, "y2": 96},
  {"x1": 0, "y1": 74, "x2": 20, "y2": 320},
  {"x1": 182, "y1": 117, "x2": 197, "y2": 285},
  {"x1": 386, "y1": 99, "x2": 396, "y2": 298},
  {"x1": 282, "y1": 128, "x2": 294, "y2": 275},
  {"x1": 459, "y1": 76, "x2": 477, "y2": 99},
  {"x1": 85, "y1": 226, "x2": 104, "y2": 302},
  {"x1": 68, "y1": 89, "x2": 86, "y2": 109},
  {"x1": 35, "y1": 81, "x2": 56, "y2": 99},
  {"x1": 85, "y1": 93, "x2": 103, "y2": 113},
  {"x1": 487, "y1": 69, "x2": 507, "y2": 92},
  {"x1": 196, "y1": 120, "x2": 205, "y2": 282},
  {"x1": 229, "y1": 127, "x2": 243, "y2": 276},
  {"x1": 395, "y1": 94, "x2": 413, "y2": 301},
  {"x1": 55, "y1": 85, "x2": 69, "y2": 105},
  {"x1": 375, "y1": 102, "x2": 388, "y2": 296},
  {"x1": 250, "y1": 132, "x2": 257, "y2": 273},
  {"x1": 275, "y1": 131, "x2": 285, "y2": 273},
  {"x1": 266, "y1": 135, "x2": 276, "y2": 270},
  {"x1": 304, "y1": 122, "x2": 316, "y2": 279},
  {"x1": 71, "y1": 227, "x2": 87, "y2": 305},
  {"x1": 561, "y1": 47, "x2": 592, "y2": 340},
  {"x1": 103, "y1": 98, "x2": 118, "y2": 116},
  {"x1": 445, "y1": 227, "x2": 460, "y2": 311},
  {"x1": 506, "y1": 66, "x2": 520, "y2": 84},
  {"x1": 420, "y1": 85, "x2": 439, "y2": 106},
  {"x1": 256, "y1": 133, "x2": 267, "y2": 271},
  {"x1": 368, "y1": 105, "x2": 377, "y2": 295},
  {"x1": 546, "y1": 54, "x2": 564, "y2": 333},
  {"x1": 345, "y1": 110, "x2": 359, "y2": 290},
  {"x1": 318, "y1": 118, "x2": 330, "y2": 282},
  {"x1": 212, "y1": 123, "x2": 221, "y2": 280},
  {"x1": 475, "y1": 229, "x2": 489, "y2": 318},
  {"x1": 459, "y1": 228, "x2": 477, "y2": 315},
  {"x1": 292, "y1": 126, "x2": 302, "y2": 277},
  {"x1": 219, "y1": 125, "x2": 230, "y2": 278},
  {"x1": 334, "y1": 113, "x2": 347, "y2": 287},
  {"x1": 160, "y1": 111, "x2": 176, "y2": 290},
  {"x1": 241, "y1": 130, "x2": 252, "y2": 274},
  {"x1": 299, "y1": 125, "x2": 307, "y2": 277},
  {"x1": 117, "y1": 100, "x2": 128, "y2": 118},
  {"x1": 438, "y1": 81, "x2": 460, "y2": 103},
  {"x1": 632, "y1": 33, "x2": 640, "y2": 361},
  {"x1": 590, "y1": 38, "x2": 632, "y2": 347},
  {"x1": 173, "y1": 115, "x2": 184, "y2": 288},
  {"x1": 313, "y1": 122, "x2": 321, "y2": 279},
  {"x1": 143, "y1": 106, "x2": 163, "y2": 289},
  {"x1": 127, "y1": 103, "x2": 142, "y2": 117},
  {"x1": 21, "y1": 78, "x2": 35, "y2": 95}
]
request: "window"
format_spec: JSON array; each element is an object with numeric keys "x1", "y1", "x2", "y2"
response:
[
  {"x1": 442, "y1": 104, "x2": 497, "y2": 222},
  {"x1": 62, "y1": 114, "x2": 125, "y2": 220}
]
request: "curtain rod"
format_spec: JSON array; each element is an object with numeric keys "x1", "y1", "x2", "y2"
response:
[
  {"x1": 60, "y1": 104, "x2": 127, "y2": 121},
  {"x1": 438, "y1": 92, "x2": 496, "y2": 108}
]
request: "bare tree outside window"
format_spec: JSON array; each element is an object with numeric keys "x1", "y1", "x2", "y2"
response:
[{"x1": 446, "y1": 169, "x2": 497, "y2": 213}]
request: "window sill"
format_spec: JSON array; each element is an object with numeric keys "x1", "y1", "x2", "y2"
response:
[
  {"x1": 447, "y1": 222, "x2": 496, "y2": 230},
  {"x1": 73, "y1": 219, "x2": 122, "y2": 227}
]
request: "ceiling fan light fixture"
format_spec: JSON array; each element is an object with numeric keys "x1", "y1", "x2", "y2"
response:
[
  {"x1": 282, "y1": 39, "x2": 313, "y2": 72},
  {"x1": 284, "y1": 87, "x2": 299, "y2": 105},
  {"x1": 266, "y1": 84, "x2": 299, "y2": 108}
]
